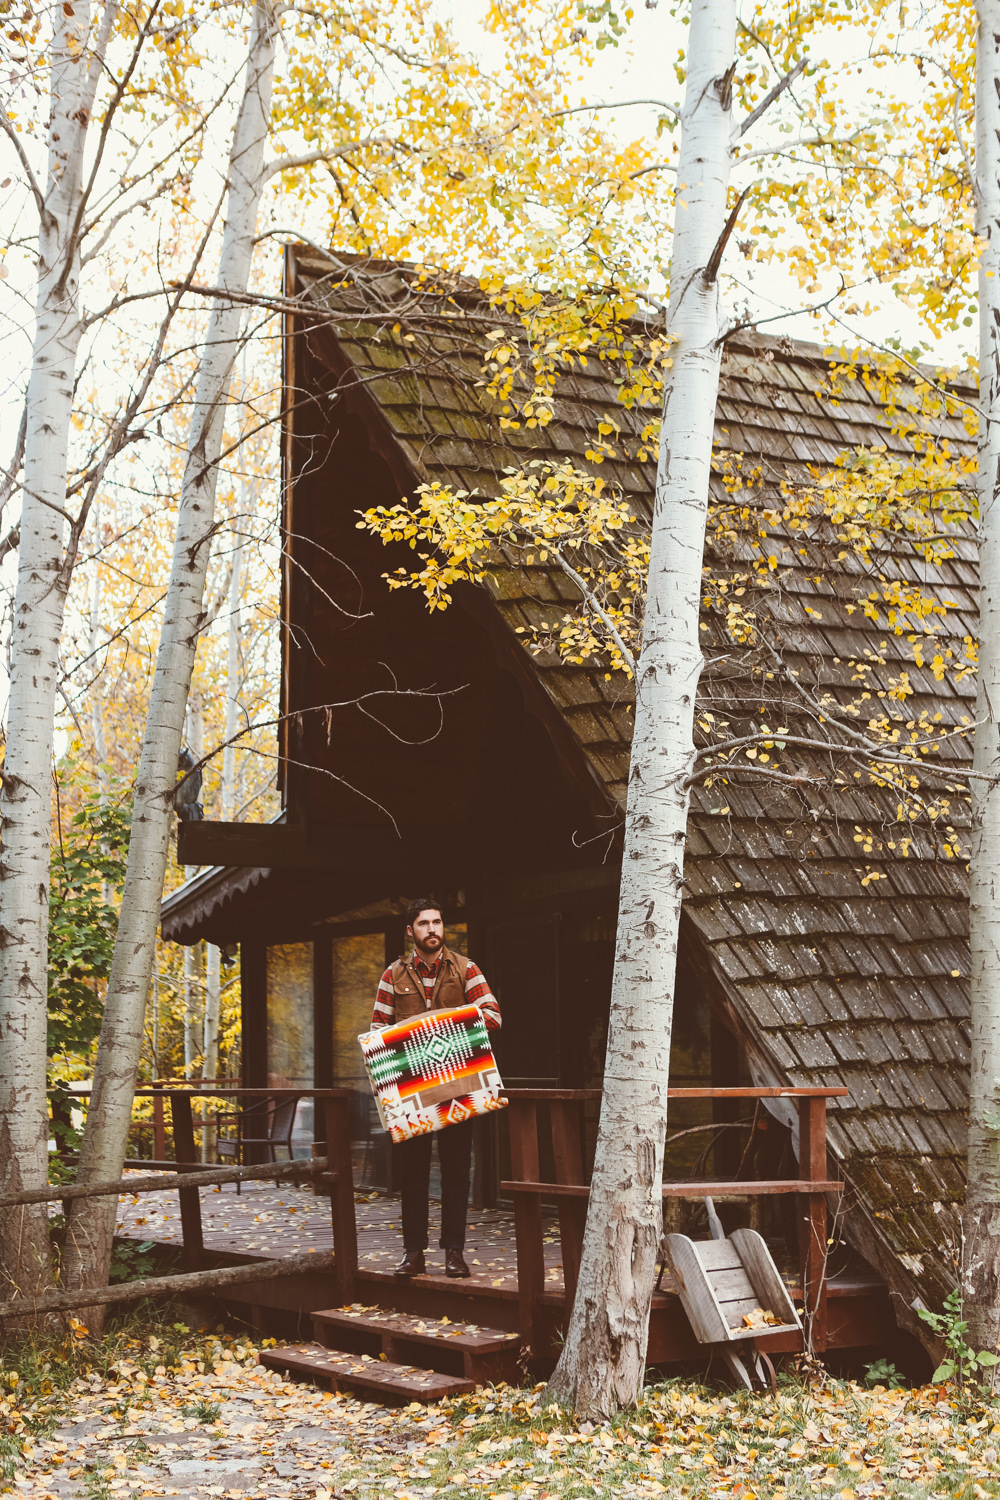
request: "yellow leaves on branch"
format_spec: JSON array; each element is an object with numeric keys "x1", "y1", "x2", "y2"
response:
[{"x1": 359, "y1": 461, "x2": 647, "y2": 679}]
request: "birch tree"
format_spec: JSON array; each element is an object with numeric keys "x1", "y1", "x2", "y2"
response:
[
  {"x1": 0, "y1": 0, "x2": 132, "y2": 1301},
  {"x1": 541, "y1": 0, "x2": 739, "y2": 1414},
  {"x1": 963, "y1": 0, "x2": 1000, "y2": 1352},
  {"x1": 60, "y1": 0, "x2": 282, "y2": 1315}
]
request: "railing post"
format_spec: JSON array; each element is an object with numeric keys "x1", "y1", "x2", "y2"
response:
[
  {"x1": 550, "y1": 1099, "x2": 586, "y2": 1309},
  {"x1": 798, "y1": 1094, "x2": 829, "y2": 1353},
  {"x1": 153, "y1": 1084, "x2": 166, "y2": 1162},
  {"x1": 170, "y1": 1091, "x2": 204, "y2": 1271},
  {"x1": 322, "y1": 1093, "x2": 357, "y2": 1304},
  {"x1": 508, "y1": 1098, "x2": 544, "y2": 1357}
]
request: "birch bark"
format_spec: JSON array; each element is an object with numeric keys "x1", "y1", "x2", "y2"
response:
[
  {"x1": 0, "y1": 0, "x2": 117, "y2": 1299},
  {"x1": 202, "y1": 531, "x2": 244, "y2": 1153},
  {"x1": 964, "y1": 0, "x2": 1000, "y2": 1351},
  {"x1": 62, "y1": 0, "x2": 282, "y2": 1316},
  {"x1": 546, "y1": 0, "x2": 736, "y2": 1415},
  {"x1": 183, "y1": 696, "x2": 205, "y2": 1077}
]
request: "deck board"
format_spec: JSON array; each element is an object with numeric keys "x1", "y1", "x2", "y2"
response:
[{"x1": 116, "y1": 1179, "x2": 568, "y2": 1290}]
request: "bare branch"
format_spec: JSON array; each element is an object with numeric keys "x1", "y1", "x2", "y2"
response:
[
  {"x1": 703, "y1": 186, "x2": 751, "y2": 285},
  {"x1": 719, "y1": 276, "x2": 847, "y2": 344},
  {"x1": 0, "y1": 114, "x2": 44, "y2": 213},
  {"x1": 737, "y1": 57, "x2": 807, "y2": 139},
  {"x1": 264, "y1": 135, "x2": 416, "y2": 180},
  {"x1": 550, "y1": 97, "x2": 680, "y2": 123},
  {"x1": 0, "y1": 406, "x2": 26, "y2": 517}
]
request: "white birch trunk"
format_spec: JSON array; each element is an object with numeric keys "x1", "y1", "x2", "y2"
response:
[
  {"x1": 546, "y1": 0, "x2": 736, "y2": 1414},
  {"x1": 221, "y1": 514, "x2": 245, "y2": 823},
  {"x1": 202, "y1": 944, "x2": 221, "y2": 1161},
  {"x1": 964, "y1": 0, "x2": 1000, "y2": 1351},
  {"x1": 202, "y1": 534, "x2": 243, "y2": 1155},
  {"x1": 0, "y1": 0, "x2": 116, "y2": 1299},
  {"x1": 62, "y1": 0, "x2": 281, "y2": 1315},
  {"x1": 184, "y1": 943, "x2": 201, "y2": 1079},
  {"x1": 89, "y1": 506, "x2": 109, "y2": 806},
  {"x1": 183, "y1": 696, "x2": 204, "y2": 1076}
]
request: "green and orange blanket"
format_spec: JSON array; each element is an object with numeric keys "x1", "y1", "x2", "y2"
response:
[{"x1": 358, "y1": 1003, "x2": 507, "y2": 1142}]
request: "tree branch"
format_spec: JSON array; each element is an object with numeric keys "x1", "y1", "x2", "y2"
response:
[
  {"x1": 0, "y1": 113, "x2": 45, "y2": 214},
  {"x1": 550, "y1": 97, "x2": 680, "y2": 123},
  {"x1": 737, "y1": 57, "x2": 807, "y2": 138},
  {"x1": 703, "y1": 186, "x2": 751, "y2": 285},
  {"x1": 551, "y1": 544, "x2": 637, "y2": 674},
  {"x1": 264, "y1": 135, "x2": 414, "y2": 180}
]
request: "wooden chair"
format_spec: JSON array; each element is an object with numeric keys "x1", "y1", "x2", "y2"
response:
[{"x1": 215, "y1": 1095, "x2": 301, "y2": 1191}]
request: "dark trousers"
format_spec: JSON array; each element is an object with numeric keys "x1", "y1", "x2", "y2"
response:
[{"x1": 396, "y1": 1120, "x2": 474, "y2": 1251}]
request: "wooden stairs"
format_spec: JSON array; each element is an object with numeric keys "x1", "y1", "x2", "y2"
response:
[{"x1": 260, "y1": 1303, "x2": 522, "y2": 1403}]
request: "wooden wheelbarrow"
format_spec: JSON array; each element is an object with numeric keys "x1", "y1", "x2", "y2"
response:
[{"x1": 664, "y1": 1214, "x2": 802, "y2": 1390}]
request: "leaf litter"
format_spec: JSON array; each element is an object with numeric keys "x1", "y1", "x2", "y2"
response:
[{"x1": 5, "y1": 1329, "x2": 1000, "y2": 1500}]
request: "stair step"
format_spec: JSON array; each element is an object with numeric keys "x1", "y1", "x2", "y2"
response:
[
  {"x1": 313, "y1": 1305, "x2": 520, "y2": 1355},
  {"x1": 259, "y1": 1342, "x2": 474, "y2": 1401}
]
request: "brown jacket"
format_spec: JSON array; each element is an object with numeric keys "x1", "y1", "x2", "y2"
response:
[{"x1": 389, "y1": 946, "x2": 470, "y2": 1024}]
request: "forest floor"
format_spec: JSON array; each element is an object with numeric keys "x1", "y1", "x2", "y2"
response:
[{"x1": 3, "y1": 1317, "x2": 1000, "y2": 1500}]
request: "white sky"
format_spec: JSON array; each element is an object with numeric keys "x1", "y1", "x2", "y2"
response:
[{"x1": 446, "y1": 0, "x2": 972, "y2": 367}]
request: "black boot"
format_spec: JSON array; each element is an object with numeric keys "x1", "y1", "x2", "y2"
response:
[
  {"x1": 394, "y1": 1248, "x2": 426, "y2": 1277},
  {"x1": 445, "y1": 1248, "x2": 470, "y2": 1279}
]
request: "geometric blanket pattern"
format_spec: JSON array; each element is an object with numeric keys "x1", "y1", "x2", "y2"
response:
[{"x1": 358, "y1": 1003, "x2": 508, "y2": 1143}]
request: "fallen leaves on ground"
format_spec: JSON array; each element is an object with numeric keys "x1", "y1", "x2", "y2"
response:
[{"x1": 5, "y1": 1328, "x2": 1000, "y2": 1499}]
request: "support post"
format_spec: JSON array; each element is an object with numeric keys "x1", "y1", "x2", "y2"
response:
[
  {"x1": 322, "y1": 1093, "x2": 357, "y2": 1304},
  {"x1": 170, "y1": 1091, "x2": 205, "y2": 1271},
  {"x1": 508, "y1": 1099, "x2": 544, "y2": 1357},
  {"x1": 153, "y1": 1084, "x2": 166, "y2": 1162},
  {"x1": 550, "y1": 1099, "x2": 587, "y2": 1308},
  {"x1": 798, "y1": 1094, "x2": 829, "y2": 1352}
]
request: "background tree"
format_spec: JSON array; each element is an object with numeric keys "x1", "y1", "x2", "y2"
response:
[{"x1": 963, "y1": 0, "x2": 1000, "y2": 1353}]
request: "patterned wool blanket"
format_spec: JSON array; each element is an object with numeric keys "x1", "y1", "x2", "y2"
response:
[{"x1": 358, "y1": 1003, "x2": 507, "y2": 1142}]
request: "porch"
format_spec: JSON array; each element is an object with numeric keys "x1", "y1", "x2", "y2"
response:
[{"x1": 103, "y1": 1084, "x2": 894, "y2": 1398}]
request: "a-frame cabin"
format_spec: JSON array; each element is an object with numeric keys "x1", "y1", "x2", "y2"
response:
[{"x1": 162, "y1": 248, "x2": 977, "y2": 1374}]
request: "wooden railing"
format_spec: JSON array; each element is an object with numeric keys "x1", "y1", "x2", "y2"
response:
[
  {"x1": 50, "y1": 1087, "x2": 358, "y2": 1301},
  {"x1": 502, "y1": 1086, "x2": 847, "y2": 1354}
]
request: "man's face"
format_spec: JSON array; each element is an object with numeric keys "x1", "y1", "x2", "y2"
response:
[{"x1": 408, "y1": 908, "x2": 444, "y2": 957}]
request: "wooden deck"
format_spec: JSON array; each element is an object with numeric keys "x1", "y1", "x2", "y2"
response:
[
  {"x1": 117, "y1": 1179, "x2": 564, "y2": 1289},
  {"x1": 103, "y1": 1084, "x2": 898, "y2": 1393},
  {"x1": 115, "y1": 1176, "x2": 893, "y2": 1377}
]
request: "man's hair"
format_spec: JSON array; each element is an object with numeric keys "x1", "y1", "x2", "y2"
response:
[{"x1": 404, "y1": 896, "x2": 444, "y2": 931}]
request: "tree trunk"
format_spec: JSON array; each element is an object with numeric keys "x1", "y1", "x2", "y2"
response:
[
  {"x1": 61, "y1": 0, "x2": 281, "y2": 1325},
  {"x1": 184, "y1": 942, "x2": 202, "y2": 1078},
  {"x1": 202, "y1": 522, "x2": 243, "y2": 1155},
  {"x1": 0, "y1": 0, "x2": 116, "y2": 1302},
  {"x1": 202, "y1": 943, "x2": 221, "y2": 1161},
  {"x1": 964, "y1": 0, "x2": 1000, "y2": 1351},
  {"x1": 546, "y1": 0, "x2": 736, "y2": 1415}
]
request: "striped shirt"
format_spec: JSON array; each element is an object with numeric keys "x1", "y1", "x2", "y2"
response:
[{"x1": 372, "y1": 952, "x2": 501, "y2": 1032}]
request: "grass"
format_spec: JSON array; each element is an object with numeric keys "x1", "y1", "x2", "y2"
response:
[
  {"x1": 0, "y1": 1298, "x2": 212, "y2": 1489},
  {"x1": 5, "y1": 1313, "x2": 1000, "y2": 1500}
]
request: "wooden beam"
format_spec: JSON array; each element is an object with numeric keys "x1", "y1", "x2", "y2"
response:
[
  {"x1": 177, "y1": 820, "x2": 459, "y2": 871},
  {"x1": 501, "y1": 1178, "x2": 844, "y2": 1198}
]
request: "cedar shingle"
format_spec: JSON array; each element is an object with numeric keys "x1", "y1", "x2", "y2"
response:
[{"x1": 298, "y1": 250, "x2": 979, "y2": 1330}]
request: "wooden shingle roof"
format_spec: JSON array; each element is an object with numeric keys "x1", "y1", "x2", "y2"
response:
[{"x1": 293, "y1": 248, "x2": 978, "y2": 1327}]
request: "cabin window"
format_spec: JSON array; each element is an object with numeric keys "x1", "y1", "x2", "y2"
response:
[
  {"x1": 266, "y1": 942, "x2": 315, "y2": 1155},
  {"x1": 267, "y1": 943, "x2": 315, "y2": 1086},
  {"x1": 331, "y1": 933, "x2": 386, "y2": 1092}
]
